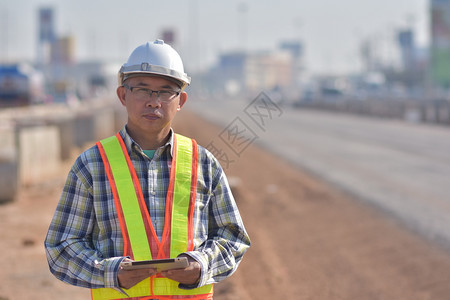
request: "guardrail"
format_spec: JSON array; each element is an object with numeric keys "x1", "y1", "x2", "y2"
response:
[{"x1": 295, "y1": 98, "x2": 450, "y2": 125}]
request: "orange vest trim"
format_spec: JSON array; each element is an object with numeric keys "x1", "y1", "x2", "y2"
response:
[{"x1": 187, "y1": 138, "x2": 198, "y2": 251}]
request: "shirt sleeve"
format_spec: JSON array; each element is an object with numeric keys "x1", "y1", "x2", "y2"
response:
[
  {"x1": 44, "y1": 152, "x2": 122, "y2": 289},
  {"x1": 182, "y1": 149, "x2": 251, "y2": 288}
]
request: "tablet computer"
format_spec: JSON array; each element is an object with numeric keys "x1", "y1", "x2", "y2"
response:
[{"x1": 120, "y1": 257, "x2": 189, "y2": 271}]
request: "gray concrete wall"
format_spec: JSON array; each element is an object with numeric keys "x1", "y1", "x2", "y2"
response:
[
  {"x1": 17, "y1": 125, "x2": 61, "y2": 186},
  {"x1": 0, "y1": 123, "x2": 18, "y2": 203},
  {"x1": 0, "y1": 99, "x2": 120, "y2": 203}
]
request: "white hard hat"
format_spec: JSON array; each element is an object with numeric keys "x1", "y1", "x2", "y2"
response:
[{"x1": 118, "y1": 39, "x2": 191, "y2": 89}]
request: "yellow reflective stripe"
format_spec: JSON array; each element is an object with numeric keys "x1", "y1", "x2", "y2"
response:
[
  {"x1": 99, "y1": 136, "x2": 152, "y2": 261},
  {"x1": 170, "y1": 134, "x2": 193, "y2": 257},
  {"x1": 152, "y1": 277, "x2": 213, "y2": 296},
  {"x1": 92, "y1": 278, "x2": 150, "y2": 299},
  {"x1": 92, "y1": 279, "x2": 212, "y2": 299}
]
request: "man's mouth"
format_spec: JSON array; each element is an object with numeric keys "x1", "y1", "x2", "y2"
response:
[{"x1": 143, "y1": 112, "x2": 161, "y2": 120}]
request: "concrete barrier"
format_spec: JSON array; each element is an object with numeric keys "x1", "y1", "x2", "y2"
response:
[
  {"x1": 404, "y1": 107, "x2": 422, "y2": 123},
  {"x1": 296, "y1": 98, "x2": 450, "y2": 126},
  {"x1": 74, "y1": 109, "x2": 95, "y2": 147},
  {"x1": 114, "y1": 106, "x2": 127, "y2": 131},
  {"x1": 0, "y1": 159, "x2": 18, "y2": 203},
  {"x1": 93, "y1": 106, "x2": 116, "y2": 141},
  {"x1": 0, "y1": 99, "x2": 122, "y2": 200},
  {"x1": 0, "y1": 123, "x2": 18, "y2": 203},
  {"x1": 54, "y1": 116, "x2": 76, "y2": 161},
  {"x1": 44, "y1": 111, "x2": 76, "y2": 161},
  {"x1": 73, "y1": 106, "x2": 116, "y2": 147},
  {"x1": 17, "y1": 125, "x2": 61, "y2": 186},
  {"x1": 437, "y1": 103, "x2": 450, "y2": 124}
]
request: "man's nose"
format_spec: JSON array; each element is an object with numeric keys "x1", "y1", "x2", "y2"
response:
[{"x1": 146, "y1": 95, "x2": 162, "y2": 107}]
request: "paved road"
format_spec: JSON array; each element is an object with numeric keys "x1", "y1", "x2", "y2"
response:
[{"x1": 188, "y1": 96, "x2": 450, "y2": 248}]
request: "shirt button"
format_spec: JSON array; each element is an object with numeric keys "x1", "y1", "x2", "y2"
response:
[{"x1": 151, "y1": 191, "x2": 156, "y2": 195}]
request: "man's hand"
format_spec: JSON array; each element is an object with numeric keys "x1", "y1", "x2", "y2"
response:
[
  {"x1": 117, "y1": 259, "x2": 157, "y2": 290},
  {"x1": 161, "y1": 254, "x2": 201, "y2": 285}
]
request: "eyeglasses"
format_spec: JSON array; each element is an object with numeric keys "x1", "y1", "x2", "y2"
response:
[{"x1": 122, "y1": 85, "x2": 180, "y2": 102}]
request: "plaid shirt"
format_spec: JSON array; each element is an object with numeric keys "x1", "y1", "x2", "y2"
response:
[{"x1": 45, "y1": 127, "x2": 250, "y2": 290}]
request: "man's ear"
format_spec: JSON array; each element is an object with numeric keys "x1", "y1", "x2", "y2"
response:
[
  {"x1": 177, "y1": 92, "x2": 188, "y2": 111},
  {"x1": 117, "y1": 86, "x2": 126, "y2": 106}
]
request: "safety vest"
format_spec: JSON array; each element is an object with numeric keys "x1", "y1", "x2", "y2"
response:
[{"x1": 92, "y1": 132, "x2": 213, "y2": 300}]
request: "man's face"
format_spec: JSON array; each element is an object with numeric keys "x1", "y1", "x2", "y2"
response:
[{"x1": 117, "y1": 75, "x2": 187, "y2": 138}]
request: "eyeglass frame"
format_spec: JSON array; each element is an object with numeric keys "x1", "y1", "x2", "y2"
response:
[{"x1": 122, "y1": 84, "x2": 181, "y2": 102}]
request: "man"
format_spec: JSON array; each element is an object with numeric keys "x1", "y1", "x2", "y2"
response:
[{"x1": 45, "y1": 40, "x2": 250, "y2": 300}]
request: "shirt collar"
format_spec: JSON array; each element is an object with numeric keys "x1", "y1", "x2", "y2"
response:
[{"x1": 119, "y1": 126, "x2": 175, "y2": 157}]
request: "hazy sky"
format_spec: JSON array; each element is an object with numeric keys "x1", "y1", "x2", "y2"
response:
[{"x1": 1, "y1": 0, "x2": 429, "y2": 75}]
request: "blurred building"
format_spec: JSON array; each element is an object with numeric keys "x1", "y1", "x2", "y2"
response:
[
  {"x1": 280, "y1": 40, "x2": 303, "y2": 87},
  {"x1": 203, "y1": 40, "x2": 303, "y2": 100},
  {"x1": 50, "y1": 36, "x2": 75, "y2": 65},
  {"x1": 34, "y1": 7, "x2": 116, "y2": 103},
  {"x1": 397, "y1": 30, "x2": 416, "y2": 71},
  {"x1": 431, "y1": 0, "x2": 450, "y2": 89},
  {"x1": 37, "y1": 7, "x2": 76, "y2": 65},
  {"x1": 37, "y1": 7, "x2": 56, "y2": 66},
  {"x1": 246, "y1": 51, "x2": 293, "y2": 92}
]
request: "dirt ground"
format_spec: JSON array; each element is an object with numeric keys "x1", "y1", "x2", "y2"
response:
[{"x1": 1, "y1": 109, "x2": 450, "y2": 300}]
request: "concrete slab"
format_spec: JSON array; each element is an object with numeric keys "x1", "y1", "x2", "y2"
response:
[{"x1": 17, "y1": 125, "x2": 61, "y2": 186}]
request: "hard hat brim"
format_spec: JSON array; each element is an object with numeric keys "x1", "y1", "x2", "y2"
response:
[
  {"x1": 122, "y1": 73, "x2": 186, "y2": 89},
  {"x1": 119, "y1": 63, "x2": 191, "y2": 88}
]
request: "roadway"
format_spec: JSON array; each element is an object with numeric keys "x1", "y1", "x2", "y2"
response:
[{"x1": 188, "y1": 96, "x2": 450, "y2": 249}]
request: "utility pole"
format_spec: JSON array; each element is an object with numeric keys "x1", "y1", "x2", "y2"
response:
[
  {"x1": 189, "y1": 0, "x2": 200, "y2": 72},
  {"x1": 237, "y1": 2, "x2": 248, "y2": 52},
  {"x1": 0, "y1": 7, "x2": 8, "y2": 62}
]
